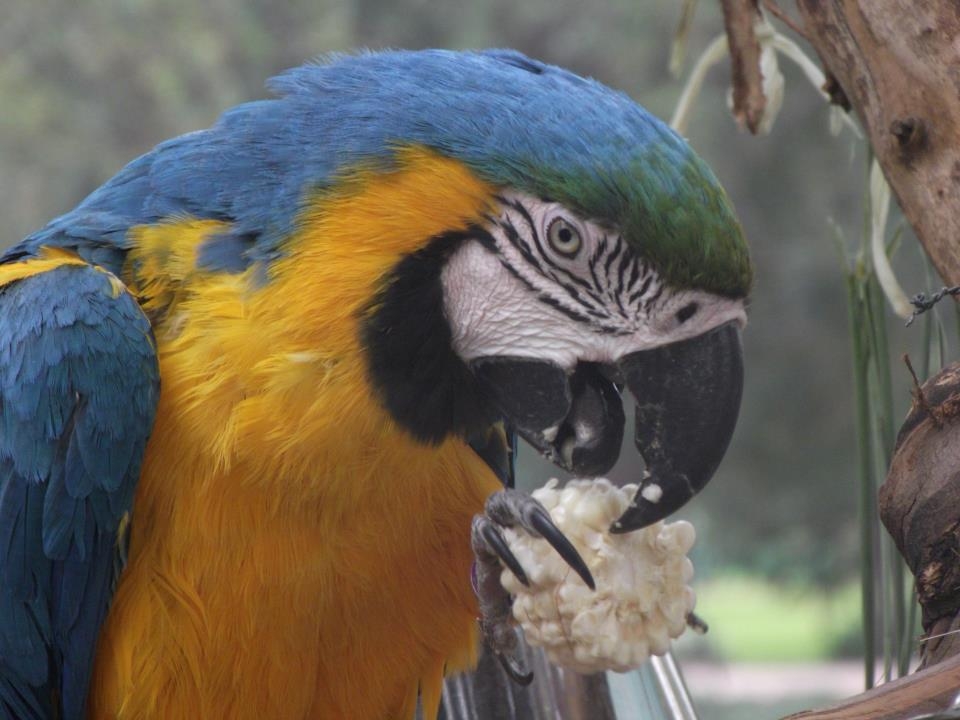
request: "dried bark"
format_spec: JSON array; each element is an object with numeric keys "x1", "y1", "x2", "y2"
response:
[
  {"x1": 781, "y1": 372, "x2": 960, "y2": 710},
  {"x1": 782, "y1": 653, "x2": 960, "y2": 720},
  {"x1": 724, "y1": 3, "x2": 960, "y2": 717},
  {"x1": 880, "y1": 363, "x2": 960, "y2": 669},
  {"x1": 719, "y1": 0, "x2": 767, "y2": 133},
  {"x1": 794, "y1": 1, "x2": 960, "y2": 287}
]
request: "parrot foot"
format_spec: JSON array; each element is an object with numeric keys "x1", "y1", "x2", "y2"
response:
[{"x1": 470, "y1": 489, "x2": 596, "y2": 685}]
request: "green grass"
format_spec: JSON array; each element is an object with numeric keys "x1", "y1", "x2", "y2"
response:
[{"x1": 679, "y1": 575, "x2": 862, "y2": 662}]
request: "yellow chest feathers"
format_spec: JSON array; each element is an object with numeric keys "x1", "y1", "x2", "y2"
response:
[
  {"x1": 89, "y1": 149, "x2": 503, "y2": 719},
  {"x1": 124, "y1": 147, "x2": 497, "y2": 478}
]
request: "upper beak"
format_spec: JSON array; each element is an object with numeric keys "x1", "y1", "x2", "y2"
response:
[
  {"x1": 470, "y1": 320, "x2": 743, "y2": 533},
  {"x1": 610, "y1": 320, "x2": 744, "y2": 532}
]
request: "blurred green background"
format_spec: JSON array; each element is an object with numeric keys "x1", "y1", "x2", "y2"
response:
[{"x1": 1, "y1": 0, "x2": 943, "y2": 713}]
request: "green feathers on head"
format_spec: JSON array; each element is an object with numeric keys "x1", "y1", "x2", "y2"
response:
[{"x1": 529, "y1": 145, "x2": 752, "y2": 299}]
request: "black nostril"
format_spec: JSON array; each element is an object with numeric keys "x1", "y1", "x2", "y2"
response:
[{"x1": 676, "y1": 302, "x2": 699, "y2": 324}]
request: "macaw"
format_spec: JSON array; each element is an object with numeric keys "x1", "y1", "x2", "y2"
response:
[{"x1": 0, "y1": 49, "x2": 750, "y2": 719}]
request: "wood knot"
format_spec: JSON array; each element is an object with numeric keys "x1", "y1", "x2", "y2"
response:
[{"x1": 890, "y1": 116, "x2": 928, "y2": 158}]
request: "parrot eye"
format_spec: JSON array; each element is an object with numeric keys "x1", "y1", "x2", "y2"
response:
[{"x1": 546, "y1": 217, "x2": 582, "y2": 258}]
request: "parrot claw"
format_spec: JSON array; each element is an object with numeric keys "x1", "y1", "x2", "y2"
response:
[
  {"x1": 476, "y1": 516, "x2": 530, "y2": 587},
  {"x1": 495, "y1": 648, "x2": 534, "y2": 686},
  {"x1": 483, "y1": 489, "x2": 595, "y2": 590},
  {"x1": 524, "y1": 503, "x2": 596, "y2": 590},
  {"x1": 470, "y1": 489, "x2": 595, "y2": 686},
  {"x1": 471, "y1": 514, "x2": 532, "y2": 686}
]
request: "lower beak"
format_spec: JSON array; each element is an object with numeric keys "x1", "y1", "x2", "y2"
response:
[{"x1": 470, "y1": 359, "x2": 624, "y2": 477}]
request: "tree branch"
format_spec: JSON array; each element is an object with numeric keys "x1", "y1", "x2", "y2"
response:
[
  {"x1": 794, "y1": 0, "x2": 960, "y2": 287},
  {"x1": 773, "y1": 4, "x2": 960, "y2": 717},
  {"x1": 720, "y1": 0, "x2": 766, "y2": 134},
  {"x1": 762, "y1": 0, "x2": 807, "y2": 38},
  {"x1": 782, "y1": 653, "x2": 960, "y2": 719}
]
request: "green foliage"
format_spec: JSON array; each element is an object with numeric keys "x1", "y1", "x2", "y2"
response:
[{"x1": 840, "y1": 168, "x2": 935, "y2": 686}]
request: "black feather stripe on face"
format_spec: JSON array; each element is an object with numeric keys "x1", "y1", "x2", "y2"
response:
[
  {"x1": 501, "y1": 196, "x2": 612, "y2": 312},
  {"x1": 490, "y1": 197, "x2": 667, "y2": 336},
  {"x1": 360, "y1": 194, "x2": 678, "y2": 445},
  {"x1": 359, "y1": 228, "x2": 501, "y2": 444}
]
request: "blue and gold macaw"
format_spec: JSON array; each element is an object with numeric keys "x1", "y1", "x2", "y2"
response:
[{"x1": 0, "y1": 49, "x2": 750, "y2": 719}]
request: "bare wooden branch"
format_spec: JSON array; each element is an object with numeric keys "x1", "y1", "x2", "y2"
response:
[
  {"x1": 781, "y1": 653, "x2": 960, "y2": 719},
  {"x1": 719, "y1": 0, "x2": 766, "y2": 134},
  {"x1": 762, "y1": 0, "x2": 807, "y2": 38},
  {"x1": 795, "y1": 1, "x2": 960, "y2": 287}
]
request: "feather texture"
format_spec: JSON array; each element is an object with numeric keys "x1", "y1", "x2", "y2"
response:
[
  {"x1": 84, "y1": 149, "x2": 502, "y2": 718},
  {"x1": 0, "y1": 257, "x2": 159, "y2": 719},
  {"x1": 0, "y1": 49, "x2": 750, "y2": 718},
  {"x1": 5, "y1": 49, "x2": 749, "y2": 298}
]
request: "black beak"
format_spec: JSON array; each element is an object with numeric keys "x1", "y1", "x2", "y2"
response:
[
  {"x1": 470, "y1": 321, "x2": 743, "y2": 533},
  {"x1": 470, "y1": 359, "x2": 624, "y2": 477},
  {"x1": 610, "y1": 321, "x2": 744, "y2": 533}
]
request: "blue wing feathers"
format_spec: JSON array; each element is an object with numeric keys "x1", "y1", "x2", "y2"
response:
[
  {"x1": 0, "y1": 264, "x2": 159, "y2": 719},
  {"x1": 53, "y1": 523, "x2": 116, "y2": 718},
  {"x1": 42, "y1": 468, "x2": 84, "y2": 560}
]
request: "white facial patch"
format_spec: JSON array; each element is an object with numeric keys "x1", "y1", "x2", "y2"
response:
[
  {"x1": 442, "y1": 241, "x2": 595, "y2": 368},
  {"x1": 440, "y1": 192, "x2": 747, "y2": 366}
]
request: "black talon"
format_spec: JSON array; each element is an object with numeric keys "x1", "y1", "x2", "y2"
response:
[
  {"x1": 471, "y1": 489, "x2": 595, "y2": 688},
  {"x1": 481, "y1": 521, "x2": 530, "y2": 587},
  {"x1": 527, "y1": 507, "x2": 596, "y2": 590},
  {"x1": 496, "y1": 651, "x2": 534, "y2": 686}
]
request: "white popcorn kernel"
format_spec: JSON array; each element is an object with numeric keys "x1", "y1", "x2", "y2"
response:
[{"x1": 500, "y1": 478, "x2": 699, "y2": 674}]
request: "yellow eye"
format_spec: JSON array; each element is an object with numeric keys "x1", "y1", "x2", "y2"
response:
[{"x1": 546, "y1": 217, "x2": 582, "y2": 258}]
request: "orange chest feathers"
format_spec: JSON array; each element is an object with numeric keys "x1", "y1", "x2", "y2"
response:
[{"x1": 88, "y1": 150, "x2": 503, "y2": 719}]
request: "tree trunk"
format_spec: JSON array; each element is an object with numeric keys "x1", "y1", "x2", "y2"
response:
[
  {"x1": 721, "y1": 2, "x2": 960, "y2": 718},
  {"x1": 794, "y1": 1, "x2": 960, "y2": 287},
  {"x1": 880, "y1": 363, "x2": 960, "y2": 671}
]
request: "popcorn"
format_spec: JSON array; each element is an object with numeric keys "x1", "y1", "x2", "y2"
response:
[{"x1": 500, "y1": 478, "x2": 697, "y2": 673}]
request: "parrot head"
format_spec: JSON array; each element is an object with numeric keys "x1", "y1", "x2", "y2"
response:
[
  {"x1": 277, "y1": 49, "x2": 751, "y2": 532},
  {"x1": 438, "y1": 188, "x2": 747, "y2": 533}
]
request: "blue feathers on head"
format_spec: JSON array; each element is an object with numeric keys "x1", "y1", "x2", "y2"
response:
[{"x1": 12, "y1": 49, "x2": 750, "y2": 296}]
